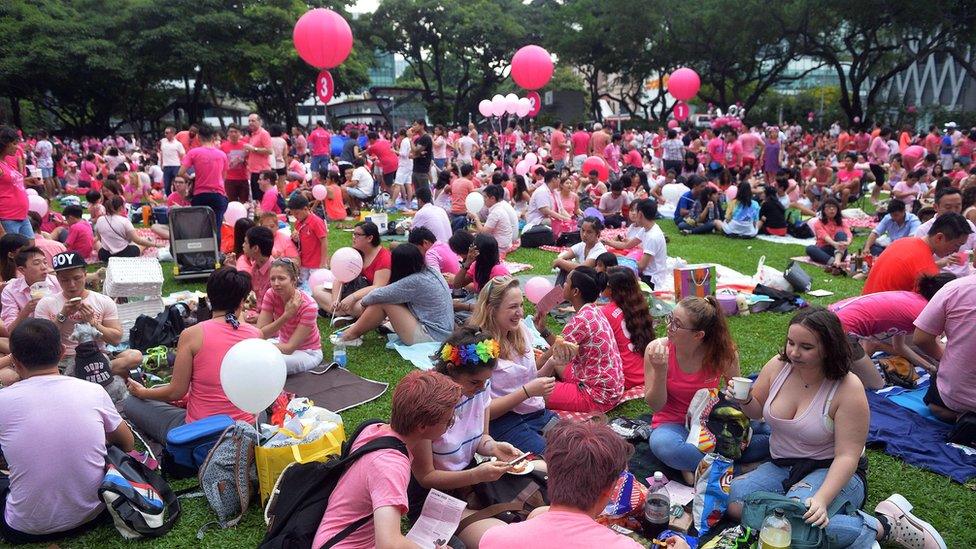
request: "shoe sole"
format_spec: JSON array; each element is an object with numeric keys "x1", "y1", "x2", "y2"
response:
[{"x1": 886, "y1": 494, "x2": 947, "y2": 549}]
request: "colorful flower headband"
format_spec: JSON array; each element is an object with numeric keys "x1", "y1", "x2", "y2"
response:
[{"x1": 441, "y1": 339, "x2": 500, "y2": 365}]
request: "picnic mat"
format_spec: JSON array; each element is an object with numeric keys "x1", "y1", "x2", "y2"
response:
[
  {"x1": 135, "y1": 228, "x2": 168, "y2": 259},
  {"x1": 756, "y1": 234, "x2": 816, "y2": 246},
  {"x1": 553, "y1": 385, "x2": 646, "y2": 422},
  {"x1": 790, "y1": 255, "x2": 827, "y2": 268},
  {"x1": 284, "y1": 362, "x2": 388, "y2": 413},
  {"x1": 502, "y1": 261, "x2": 533, "y2": 274},
  {"x1": 868, "y1": 374, "x2": 976, "y2": 484}
]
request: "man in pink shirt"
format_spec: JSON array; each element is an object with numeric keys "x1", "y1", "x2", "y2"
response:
[
  {"x1": 245, "y1": 113, "x2": 274, "y2": 201},
  {"x1": 307, "y1": 120, "x2": 332, "y2": 173},
  {"x1": 550, "y1": 121, "x2": 568, "y2": 171},
  {"x1": 27, "y1": 213, "x2": 66, "y2": 267},
  {"x1": 366, "y1": 131, "x2": 399, "y2": 191},
  {"x1": 570, "y1": 123, "x2": 591, "y2": 171},
  {"x1": 174, "y1": 124, "x2": 200, "y2": 152},
  {"x1": 408, "y1": 227, "x2": 460, "y2": 281},
  {"x1": 236, "y1": 226, "x2": 274, "y2": 311},
  {"x1": 589, "y1": 123, "x2": 610, "y2": 160},
  {"x1": 291, "y1": 126, "x2": 308, "y2": 161},
  {"x1": 179, "y1": 124, "x2": 230, "y2": 242},
  {"x1": 311, "y1": 371, "x2": 460, "y2": 549},
  {"x1": 220, "y1": 124, "x2": 250, "y2": 203},
  {"x1": 61, "y1": 206, "x2": 95, "y2": 261},
  {"x1": 449, "y1": 164, "x2": 475, "y2": 226},
  {"x1": 0, "y1": 246, "x2": 61, "y2": 332},
  {"x1": 480, "y1": 420, "x2": 646, "y2": 549}
]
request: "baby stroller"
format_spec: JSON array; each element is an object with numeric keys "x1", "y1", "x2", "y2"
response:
[{"x1": 168, "y1": 206, "x2": 219, "y2": 281}]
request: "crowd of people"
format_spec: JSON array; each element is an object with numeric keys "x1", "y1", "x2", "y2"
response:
[{"x1": 0, "y1": 113, "x2": 972, "y2": 548}]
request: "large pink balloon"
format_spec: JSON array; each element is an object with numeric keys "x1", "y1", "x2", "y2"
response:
[
  {"x1": 224, "y1": 201, "x2": 247, "y2": 226},
  {"x1": 478, "y1": 99, "x2": 493, "y2": 117},
  {"x1": 511, "y1": 45, "x2": 554, "y2": 90},
  {"x1": 524, "y1": 276, "x2": 553, "y2": 304},
  {"x1": 312, "y1": 184, "x2": 328, "y2": 201},
  {"x1": 27, "y1": 195, "x2": 48, "y2": 217},
  {"x1": 581, "y1": 156, "x2": 609, "y2": 182},
  {"x1": 307, "y1": 268, "x2": 335, "y2": 289},
  {"x1": 668, "y1": 68, "x2": 701, "y2": 101},
  {"x1": 515, "y1": 159, "x2": 532, "y2": 176},
  {"x1": 293, "y1": 9, "x2": 353, "y2": 69},
  {"x1": 331, "y1": 247, "x2": 363, "y2": 283}
]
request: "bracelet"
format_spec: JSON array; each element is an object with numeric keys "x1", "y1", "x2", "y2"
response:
[
  {"x1": 522, "y1": 385, "x2": 530, "y2": 399},
  {"x1": 539, "y1": 327, "x2": 552, "y2": 339}
]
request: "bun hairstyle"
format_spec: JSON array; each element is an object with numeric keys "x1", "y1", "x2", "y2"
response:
[
  {"x1": 434, "y1": 327, "x2": 500, "y2": 377},
  {"x1": 569, "y1": 265, "x2": 607, "y2": 303}
]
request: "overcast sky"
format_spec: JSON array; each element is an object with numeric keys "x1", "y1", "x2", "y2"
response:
[{"x1": 350, "y1": 0, "x2": 379, "y2": 14}]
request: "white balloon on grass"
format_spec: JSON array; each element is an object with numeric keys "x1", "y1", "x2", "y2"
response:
[{"x1": 661, "y1": 183, "x2": 687, "y2": 205}]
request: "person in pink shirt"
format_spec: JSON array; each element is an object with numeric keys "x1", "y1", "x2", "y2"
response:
[
  {"x1": 366, "y1": 131, "x2": 399, "y2": 191},
  {"x1": 178, "y1": 124, "x2": 229, "y2": 242},
  {"x1": 235, "y1": 225, "x2": 275, "y2": 312},
  {"x1": 549, "y1": 121, "x2": 568, "y2": 171},
  {"x1": 257, "y1": 171, "x2": 282, "y2": 215},
  {"x1": 312, "y1": 370, "x2": 461, "y2": 549},
  {"x1": 0, "y1": 127, "x2": 32, "y2": 240},
  {"x1": 245, "y1": 113, "x2": 274, "y2": 201},
  {"x1": 453, "y1": 234, "x2": 510, "y2": 292},
  {"x1": 0, "y1": 246, "x2": 61, "y2": 333},
  {"x1": 256, "y1": 212, "x2": 298, "y2": 259},
  {"x1": 449, "y1": 164, "x2": 475, "y2": 219},
  {"x1": 26, "y1": 212, "x2": 66, "y2": 268},
  {"x1": 480, "y1": 420, "x2": 647, "y2": 549},
  {"x1": 831, "y1": 152, "x2": 872, "y2": 208},
  {"x1": 124, "y1": 267, "x2": 264, "y2": 443},
  {"x1": 589, "y1": 124, "x2": 610, "y2": 160},
  {"x1": 221, "y1": 124, "x2": 250, "y2": 203},
  {"x1": 408, "y1": 227, "x2": 460, "y2": 281},
  {"x1": 257, "y1": 259, "x2": 323, "y2": 374},
  {"x1": 291, "y1": 126, "x2": 308, "y2": 161},
  {"x1": 288, "y1": 194, "x2": 329, "y2": 282},
  {"x1": 570, "y1": 123, "x2": 591, "y2": 171},
  {"x1": 307, "y1": 121, "x2": 332, "y2": 174},
  {"x1": 603, "y1": 133, "x2": 622, "y2": 174},
  {"x1": 60, "y1": 206, "x2": 95, "y2": 261}
]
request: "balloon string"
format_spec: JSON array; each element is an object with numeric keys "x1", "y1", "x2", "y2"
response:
[{"x1": 328, "y1": 282, "x2": 344, "y2": 336}]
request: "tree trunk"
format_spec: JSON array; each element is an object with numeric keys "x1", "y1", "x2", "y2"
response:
[{"x1": 8, "y1": 97, "x2": 22, "y2": 128}]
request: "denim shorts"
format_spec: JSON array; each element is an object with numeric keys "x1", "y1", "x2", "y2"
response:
[{"x1": 0, "y1": 218, "x2": 34, "y2": 239}]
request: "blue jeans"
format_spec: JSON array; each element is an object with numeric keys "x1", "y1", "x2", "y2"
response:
[
  {"x1": 162, "y1": 165, "x2": 180, "y2": 196},
  {"x1": 0, "y1": 218, "x2": 34, "y2": 239},
  {"x1": 489, "y1": 408, "x2": 557, "y2": 455},
  {"x1": 190, "y1": 192, "x2": 228, "y2": 247},
  {"x1": 806, "y1": 230, "x2": 848, "y2": 264},
  {"x1": 649, "y1": 422, "x2": 771, "y2": 472},
  {"x1": 729, "y1": 461, "x2": 880, "y2": 548},
  {"x1": 677, "y1": 220, "x2": 717, "y2": 234},
  {"x1": 868, "y1": 242, "x2": 885, "y2": 257},
  {"x1": 310, "y1": 154, "x2": 329, "y2": 174}
]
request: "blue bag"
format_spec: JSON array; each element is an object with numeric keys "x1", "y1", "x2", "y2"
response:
[{"x1": 163, "y1": 414, "x2": 234, "y2": 479}]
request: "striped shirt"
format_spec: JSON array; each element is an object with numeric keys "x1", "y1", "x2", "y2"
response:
[{"x1": 431, "y1": 383, "x2": 491, "y2": 471}]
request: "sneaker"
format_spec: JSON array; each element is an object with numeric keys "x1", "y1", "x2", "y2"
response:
[
  {"x1": 329, "y1": 331, "x2": 363, "y2": 347},
  {"x1": 875, "y1": 494, "x2": 947, "y2": 549}
]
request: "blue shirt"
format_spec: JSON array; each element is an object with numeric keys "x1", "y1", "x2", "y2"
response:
[
  {"x1": 675, "y1": 191, "x2": 695, "y2": 221},
  {"x1": 873, "y1": 213, "x2": 920, "y2": 242}
]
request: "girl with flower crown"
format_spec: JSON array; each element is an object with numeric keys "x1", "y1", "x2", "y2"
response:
[{"x1": 411, "y1": 327, "x2": 543, "y2": 548}]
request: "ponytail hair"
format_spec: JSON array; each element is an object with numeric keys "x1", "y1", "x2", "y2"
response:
[{"x1": 568, "y1": 265, "x2": 607, "y2": 304}]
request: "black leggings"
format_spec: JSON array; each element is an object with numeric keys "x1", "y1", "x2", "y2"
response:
[{"x1": 98, "y1": 244, "x2": 140, "y2": 263}]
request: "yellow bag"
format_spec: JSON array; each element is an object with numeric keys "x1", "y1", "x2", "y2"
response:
[{"x1": 255, "y1": 420, "x2": 345, "y2": 504}]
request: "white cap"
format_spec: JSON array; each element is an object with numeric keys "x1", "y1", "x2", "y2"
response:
[
  {"x1": 945, "y1": 122, "x2": 958, "y2": 128},
  {"x1": 593, "y1": 123, "x2": 603, "y2": 131}
]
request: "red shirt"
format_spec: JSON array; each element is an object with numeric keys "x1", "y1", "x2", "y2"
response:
[
  {"x1": 65, "y1": 221, "x2": 94, "y2": 259},
  {"x1": 624, "y1": 149, "x2": 643, "y2": 169},
  {"x1": 181, "y1": 147, "x2": 228, "y2": 196},
  {"x1": 590, "y1": 131, "x2": 610, "y2": 159},
  {"x1": 862, "y1": 237, "x2": 938, "y2": 295},
  {"x1": 175, "y1": 131, "x2": 200, "y2": 151},
  {"x1": 167, "y1": 192, "x2": 190, "y2": 208},
  {"x1": 366, "y1": 139, "x2": 398, "y2": 175},
  {"x1": 0, "y1": 159, "x2": 28, "y2": 220},
  {"x1": 571, "y1": 131, "x2": 590, "y2": 156},
  {"x1": 550, "y1": 130, "x2": 567, "y2": 161},
  {"x1": 307, "y1": 128, "x2": 332, "y2": 156},
  {"x1": 651, "y1": 343, "x2": 721, "y2": 428},
  {"x1": 362, "y1": 247, "x2": 392, "y2": 284},
  {"x1": 600, "y1": 303, "x2": 645, "y2": 389},
  {"x1": 246, "y1": 128, "x2": 273, "y2": 174},
  {"x1": 449, "y1": 178, "x2": 474, "y2": 215},
  {"x1": 220, "y1": 140, "x2": 248, "y2": 181},
  {"x1": 295, "y1": 213, "x2": 328, "y2": 269},
  {"x1": 923, "y1": 133, "x2": 941, "y2": 155}
]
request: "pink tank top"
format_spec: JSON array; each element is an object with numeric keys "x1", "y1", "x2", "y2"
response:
[
  {"x1": 186, "y1": 319, "x2": 262, "y2": 423},
  {"x1": 651, "y1": 343, "x2": 721, "y2": 428},
  {"x1": 764, "y1": 364, "x2": 840, "y2": 460}
]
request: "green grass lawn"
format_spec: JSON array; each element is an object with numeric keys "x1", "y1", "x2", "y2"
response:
[{"x1": 36, "y1": 217, "x2": 976, "y2": 548}]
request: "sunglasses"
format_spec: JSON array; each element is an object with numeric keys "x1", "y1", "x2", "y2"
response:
[{"x1": 665, "y1": 313, "x2": 696, "y2": 332}]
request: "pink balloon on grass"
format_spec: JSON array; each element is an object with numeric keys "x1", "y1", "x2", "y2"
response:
[
  {"x1": 668, "y1": 68, "x2": 701, "y2": 101},
  {"x1": 331, "y1": 247, "x2": 363, "y2": 283},
  {"x1": 224, "y1": 201, "x2": 248, "y2": 226},
  {"x1": 511, "y1": 45, "x2": 554, "y2": 90},
  {"x1": 27, "y1": 195, "x2": 48, "y2": 217},
  {"x1": 293, "y1": 8, "x2": 353, "y2": 69},
  {"x1": 312, "y1": 184, "x2": 328, "y2": 201},
  {"x1": 524, "y1": 276, "x2": 554, "y2": 304}
]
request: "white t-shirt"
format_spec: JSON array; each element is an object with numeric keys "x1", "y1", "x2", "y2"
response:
[
  {"x1": 457, "y1": 136, "x2": 476, "y2": 164},
  {"x1": 485, "y1": 200, "x2": 519, "y2": 251},
  {"x1": 525, "y1": 185, "x2": 555, "y2": 229},
  {"x1": 489, "y1": 325, "x2": 545, "y2": 415},
  {"x1": 431, "y1": 385, "x2": 491, "y2": 471},
  {"x1": 351, "y1": 166, "x2": 374, "y2": 195},
  {"x1": 639, "y1": 224, "x2": 669, "y2": 287},
  {"x1": 159, "y1": 138, "x2": 185, "y2": 167},
  {"x1": 598, "y1": 192, "x2": 627, "y2": 214},
  {"x1": 148, "y1": 164, "x2": 164, "y2": 184},
  {"x1": 35, "y1": 140, "x2": 54, "y2": 168},
  {"x1": 94, "y1": 214, "x2": 135, "y2": 254},
  {"x1": 35, "y1": 290, "x2": 120, "y2": 356},
  {"x1": 570, "y1": 241, "x2": 608, "y2": 264},
  {"x1": 271, "y1": 136, "x2": 288, "y2": 169}
]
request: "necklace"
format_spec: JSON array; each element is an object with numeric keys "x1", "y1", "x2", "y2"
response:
[{"x1": 794, "y1": 365, "x2": 822, "y2": 389}]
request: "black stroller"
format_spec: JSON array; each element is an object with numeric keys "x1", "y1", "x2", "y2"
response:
[{"x1": 168, "y1": 206, "x2": 219, "y2": 281}]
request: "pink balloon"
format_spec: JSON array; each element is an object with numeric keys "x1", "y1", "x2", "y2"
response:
[
  {"x1": 511, "y1": 45, "x2": 554, "y2": 90},
  {"x1": 331, "y1": 247, "x2": 363, "y2": 283},
  {"x1": 307, "y1": 268, "x2": 335, "y2": 289},
  {"x1": 673, "y1": 101, "x2": 690, "y2": 122},
  {"x1": 581, "y1": 156, "x2": 609, "y2": 182},
  {"x1": 515, "y1": 98, "x2": 532, "y2": 117},
  {"x1": 490, "y1": 95, "x2": 507, "y2": 117},
  {"x1": 312, "y1": 184, "x2": 328, "y2": 201},
  {"x1": 27, "y1": 195, "x2": 48, "y2": 217},
  {"x1": 25, "y1": 188, "x2": 38, "y2": 196},
  {"x1": 478, "y1": 99, "x2": 493, "y2": 117},
  {"x1": 667, "y1": 119, "x2": 679, "y2": 129},
  {"x1": 526, "y1": 91, "x2": 542, "y2": 117},
  {"x1": 668, "y1": 68, "x2": 701, "y2": 101},
  {"x1": 293, "y1": 8, "x2": 353, "y2": 69},
  {"x1": 515, "y1": 159, "x2": 531, "y2": 176},
  {"x1": 725, "y1": 186, "x2": 738, "y2": 202},
  {"x1": 524, "y1": 152, "x2": 539, "y2": 166},
  {"x1": 224, "y1": 201, "x2": 247, "y2": 226},
  {"x1": 504, "y1": 93, "x2": 520, "y2": 114},
  {"x1": 524, "y1": 276, "x2": 554, "y2": 304}
]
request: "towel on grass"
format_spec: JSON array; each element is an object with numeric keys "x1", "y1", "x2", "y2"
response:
[
  {"x1": 388, "y1": 318, "x2": 548, "y2": 370},
  {"x1": 756, "y1": 234, "x2": 816, "y2": 246},
  {"x1": 284, "y1": 362, "x2": 388, "y2": 413}
]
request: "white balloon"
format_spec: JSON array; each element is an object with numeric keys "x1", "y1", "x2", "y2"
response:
[
  {"x1": 465, "y1": 191, "x2": 485, "y2": 214},
  {"x1": 515, "y1": 98, "x2": 532, "y2": 117},
  {"x1": 219, "y1": 338, "x2": 287, "y2": 414},
  {"x1": 491, "y1": 96, "x2": 507, "y2": 117},
  {"x1": 524, "y1": 153, "x2": 538, "y2": 166},
  {"x1": 505, "y1": 93, "x2": 519, "y2": 113},
  {"x1": 661, "y1": 183, "x2": 687, "y2": 205}
]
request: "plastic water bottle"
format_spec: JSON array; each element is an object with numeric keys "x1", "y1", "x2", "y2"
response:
[
  {"x1": 642, "y1": 471, "x2": 670, "y2": 540},
  {"x1": 333, "y1": 343, "x2": 347, "y2": 368},
  {"x1": 759, "y1": 508, "x2": 792, "y2": 549}
]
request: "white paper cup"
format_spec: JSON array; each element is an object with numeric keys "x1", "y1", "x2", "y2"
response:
[{"x1": 732, "y1": 377, "x2": 754, "y2": 400}]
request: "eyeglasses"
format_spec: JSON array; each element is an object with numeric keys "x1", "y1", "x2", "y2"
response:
[
  {"x1": 351, "y1": 232, "x2": 365, "y2": 238},
  {"x1": 665, "y1": 313, "x2": 695, "y2": 332}
]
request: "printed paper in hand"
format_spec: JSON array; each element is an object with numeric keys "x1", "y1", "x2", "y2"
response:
[
  {"x1": 406, "y1": 489, "x2": 467, "y2": 548},
  {"x1": 535, "y1": 286, "x2": 564, "y2": 316}
]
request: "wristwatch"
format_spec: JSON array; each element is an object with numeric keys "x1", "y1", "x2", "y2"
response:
[{"x1": 56, "y1": 312, "x2": 67, "y2": 323}]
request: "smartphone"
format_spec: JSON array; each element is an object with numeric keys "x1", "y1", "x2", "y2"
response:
[{"x1": 506, "y1": 452, "x2": 531, "y2": 467}]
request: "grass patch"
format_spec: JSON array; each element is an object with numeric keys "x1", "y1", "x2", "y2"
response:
[{"x1": 35, "y1": 217, "x2": 976, "y2": 548}]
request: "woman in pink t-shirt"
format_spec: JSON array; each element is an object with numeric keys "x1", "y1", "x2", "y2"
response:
[
  {"x1": 257, "y1": 259, "x2": 323, "y2": 374},
  {"x1": 601, "y1": 267, "x2": 653, "y2": 388},
  {"x1": 453, "y1": 234, "x2": 510, "y2": 292},
  {"x1": 645, "y1": 296, "x2": 769, "y2": 483},
  {"x1": 123, "y1": 268, "x2": 263, "y2": 443}
]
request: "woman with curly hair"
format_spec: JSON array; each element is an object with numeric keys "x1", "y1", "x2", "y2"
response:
[{"x1": 601, "y1": 266, "x2": 654, "y2": 388}]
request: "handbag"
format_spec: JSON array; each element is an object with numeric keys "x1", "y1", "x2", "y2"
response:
[
  {"x1": 783, "y1": 260, "x2": 812, "y2": 293},
  {"x1": 752, "y1": 255, "x2": 792, "y2": 292},
  {"x1": 255, "y1": 411, "x2": 346, "y2": 505},
  {"x1": 741, "y1": 491, "x2": 851, "y2": 549},
  {"x1": 673, "y1": 264, "x2": 716, "y2": 299}
]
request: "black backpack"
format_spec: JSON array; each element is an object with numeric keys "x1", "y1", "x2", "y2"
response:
[
  {"x1": 259, "y1": 420, "x2": 408, "y2": 549},
  {"x1": 129, "y1": 305, "x2": 186, "y2": 352}
]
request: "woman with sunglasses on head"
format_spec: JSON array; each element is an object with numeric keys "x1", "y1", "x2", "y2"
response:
[
  {"x1": 411, "y1": 328, "x2": 534, "y2": 548},
  {"x1": 256, "y1": 259, "x2": 323, "y2": 374},
  {"x1": 644, "y1": 296, "x2": 770, "y2": 484},
  {"x1": 312, "y1": 221, "x2": 391, "y2": 317},
  {"x1": 534, "y1": 265, "x2": 624, "y2": 413}
]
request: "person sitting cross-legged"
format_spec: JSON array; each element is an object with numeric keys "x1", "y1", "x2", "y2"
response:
[
  {"x1": 257, "y1": 259, "x2": 323, "y2": 374},
  {"x1": 0, "y1": 318, "x2": 135, "y2": 545}
]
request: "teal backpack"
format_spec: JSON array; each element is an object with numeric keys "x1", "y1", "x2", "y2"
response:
[{"x1": 741, "y1": 491, "x2": 853, "y2": 549}]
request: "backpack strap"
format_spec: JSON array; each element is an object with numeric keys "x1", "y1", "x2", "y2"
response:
[{"x1": 318, "y1": 514, "x2": 373, "y2": 549}]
